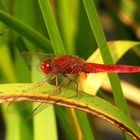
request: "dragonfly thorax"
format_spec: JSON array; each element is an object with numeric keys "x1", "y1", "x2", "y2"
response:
[{"x1": 40, "y1": 59, "x2": 53, "y2": 73}]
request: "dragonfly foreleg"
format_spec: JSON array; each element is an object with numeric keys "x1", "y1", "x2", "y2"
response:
[{"x1": 62, "y1": 74, "x2": 79, "y2": 96}]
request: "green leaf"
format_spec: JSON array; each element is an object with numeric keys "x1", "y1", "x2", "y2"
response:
[
  {"x1": 56, "y1": 0, "x2": 78, "y2": 54},
  {"x1": 1, "y1": 103, "x2": 32, "y2": 140},
  {"x1": 0, "y1": 83, "x2": 140, "y2": 140},
  {"x1": 82, "y1": 0, "x2": 127, "y2": 111},
  {"x1": 75, "y1": 110, "x2": 94, "y2": 140},
  {"x1": 38, "y1": 0, "x2": 66, "y2": 54},
  {"x1": 82, "y1": 1, "x2": 132, "y2": 139},
  {"x1": 0, "y1": 10, "x2": 52, "y2": 52}
]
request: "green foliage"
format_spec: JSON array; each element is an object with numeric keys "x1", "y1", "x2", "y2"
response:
[{"x1": 0, "y1": 0, "x2": 140, "y2": 140}]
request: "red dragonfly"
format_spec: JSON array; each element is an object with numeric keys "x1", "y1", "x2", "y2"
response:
[
  {"x1": 23, "y1": 53, "x2": 140, "y2": 90},
  {"x1": 40, "y1": 54, "x2": 140, "y2": 74},
  {"x1": 38, "y1": 54, "x2": 140, "y2": 92},
  {"x1": 22, "y1": 53, "x2": 140, "y2": 116},
  {"x1": 21, "y1": 52, "x2": 140, "y2": 95}
]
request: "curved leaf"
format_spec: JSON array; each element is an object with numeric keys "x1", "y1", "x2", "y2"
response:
[
  {"x1": 0, "y1": 83, "x2": 140, "y2": 140},
  {"x1": 80, "y1": 40, "x2": 140, "y2": 95}
]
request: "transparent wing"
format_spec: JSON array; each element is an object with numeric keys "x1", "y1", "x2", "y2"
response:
[
  {"x1": 21, "y1": 52, "x2": 56, "y2": 66},
  {"x1": 28, "y1": 62, "x2": 83, "y2": 117},
  {"x1": 7, "y1": 53, "x2": 75, "y2": 116},
  {"x1": 21, "y1": 52, "x2": 61, "y2": 75},
  {"x1": 21, "y1": 53, "x2": 83, "y2": 117}
]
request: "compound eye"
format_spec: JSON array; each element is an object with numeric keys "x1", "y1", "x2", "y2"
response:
[{"x1": 40, "y1": 59, "x2": 52, "y2": 73}]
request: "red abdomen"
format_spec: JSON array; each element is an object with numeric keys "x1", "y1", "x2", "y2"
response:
[{"x1": 83, "y1": 62, "x2": 140, "y2": 73}]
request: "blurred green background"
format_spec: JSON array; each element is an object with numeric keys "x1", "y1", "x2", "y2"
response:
[{"x1": 0, "y1": 0, "x2": 140, "y2": 140}]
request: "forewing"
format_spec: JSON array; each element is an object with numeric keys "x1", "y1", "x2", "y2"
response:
[
  {"x1": 21, "y1": 52, "x2": 56, "y2": 66},
  {"x1": 27, "y1": 60, "x2": 83, "y2": 117}
]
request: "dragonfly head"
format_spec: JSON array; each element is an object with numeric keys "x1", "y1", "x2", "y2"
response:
[{"x1": 40, "y1": 59, "x2": 53, "y2": 74}]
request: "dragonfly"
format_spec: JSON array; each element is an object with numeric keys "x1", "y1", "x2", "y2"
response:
[
  {"x1": 37, "y1": 54, "x2": 140, "y2": 92},
  {"x1": 22, "y1": 53, "x2": 140, "y2": 94},
  {"x1": 21, "y1": 53, "x2": 140, "y2": 116},
  {"x1": 40, "y1": 54, "x2": 140, "y2": 74}
]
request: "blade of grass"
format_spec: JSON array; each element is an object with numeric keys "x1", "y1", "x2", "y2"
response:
[
  {"x1": 56, "y1": 0, "x2": 78, "y2": 54},
  {"x1": 38, "y1": 0, "x2": 80, "y2": 139},
  {"x1": 0, "y1": 83, "x2": 140, "y2": 140},
  {"x1": 55, "y1": 106, "x2": 78, "y2": 140},
  {"x1": 82, "y1": 1, "x2": 133, "y2": 139},
  {"x1": 82, "y1": 0, "x2": 129, "y2": 113},
  {"x1": 75, "y1": 110, "x2": 94, "y2": 140},
  {"x1": 1, "y1": 103, "x2": 33, "y2": 140},
  {"x1": 0, "y1": 10, "x2": 52, "y2": 52},
  {"x1": 38, "y1": 0, "x2": 65, "y2": 54}
]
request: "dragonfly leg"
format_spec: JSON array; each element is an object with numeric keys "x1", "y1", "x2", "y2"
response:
[
  {"x1": 25, "y1": 73, "x2": 56, "y2": 94},
  {"x1": 60, "y1": 65, "x2": 82, "y2": 97},
  {"x1": 53, "y1": 75, "x2": 58, "y2": 86},
  {"x1": 47, "y1": 75, "x2": 61, "y2": 100},
  {"x1": 62, "y1": 74, "x2": 79, "y2": 97}
]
